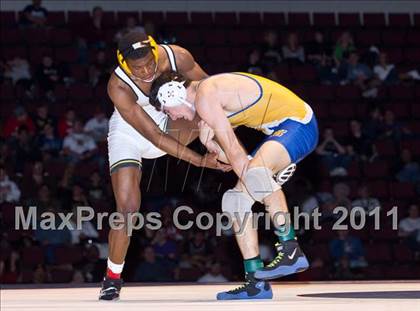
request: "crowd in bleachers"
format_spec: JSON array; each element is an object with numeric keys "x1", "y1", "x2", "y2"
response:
[{"x1": 1, "y1": 0, "x2": 420, "y2": 284}]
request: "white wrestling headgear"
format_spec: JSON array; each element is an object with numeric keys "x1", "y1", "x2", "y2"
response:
[{"x1": 157, "y1": 80, "x2": 193, "y2": 109}]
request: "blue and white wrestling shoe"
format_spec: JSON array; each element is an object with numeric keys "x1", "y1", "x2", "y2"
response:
[
  {"x1": 216, "y1": 273, "x2": 273, "y2": 300},
  {"x1": 254, "y1": 240, "x2": 309, "y2": 280}
]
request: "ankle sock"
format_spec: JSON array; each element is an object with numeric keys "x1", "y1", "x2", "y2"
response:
[
  {"x1": 106, "y1": 258, "x2": 124, "y2": 279},
  {"x1": 243, "y1": 255, "x2": 264, "y2": 274}
]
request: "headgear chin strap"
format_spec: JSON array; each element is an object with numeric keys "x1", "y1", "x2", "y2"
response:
[{"x1": 157, "y1": 81, "x2": 193, "y2": 109}]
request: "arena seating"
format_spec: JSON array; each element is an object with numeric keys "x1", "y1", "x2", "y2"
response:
[{"x1": 1, "y1": 9, "x2": 419, "y2": 283}]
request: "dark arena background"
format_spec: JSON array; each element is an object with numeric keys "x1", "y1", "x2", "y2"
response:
[{"x1": 1, "y1": 0, "x2": 420, "y2": 310}]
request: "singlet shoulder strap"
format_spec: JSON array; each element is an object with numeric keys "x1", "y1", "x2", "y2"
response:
[
  {"x1": 161, "y1": 44, "x2": 178, "y2": 72},
  {"x1": 114, "y1": 66, "x2": 148, "y2": 99}
]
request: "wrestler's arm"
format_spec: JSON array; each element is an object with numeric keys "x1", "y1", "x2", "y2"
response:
[
  {"x1": 198, "y1": 120, "x2": 229, "y2": 164},
  {"x1": 170, "y1": 45, "x2": 208, "y2": 80},
  {"x1": 195, "y1": 84, "x2": 249, "y2": 179},
  {"x1": 108, "y1": 76, "x2": 226, "y2": 170}
]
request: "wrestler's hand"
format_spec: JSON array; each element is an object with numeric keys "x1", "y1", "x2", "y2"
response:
[
  {"x1": 200, "y1": 152, "x2": 232, "y2": 172},
  {"x1": 198, "y1": 120, "x2": 230, "y2": 164}
]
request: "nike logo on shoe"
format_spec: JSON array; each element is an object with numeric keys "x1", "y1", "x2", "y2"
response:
[
  {"x1": 99, "y1": 287, "x2": 118, "y2": 297},
  {"x1": 288, "y1": 248, "x2": 297, "y2": 260}
]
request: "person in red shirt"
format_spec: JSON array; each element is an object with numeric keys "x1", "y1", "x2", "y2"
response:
[
  {"x1": 3, "y1": 106, "x2": 35, "y2": 138},
  {"x1": 57, "y1": 107, "x2": 76, "y2": 138}
]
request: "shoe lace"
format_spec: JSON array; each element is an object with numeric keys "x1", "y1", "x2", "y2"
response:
[
  {"x1": 267, "y1": 243, "x2": 284, "y2": 268},
  {"x1": 227, "y1": 274, "x2": 253, "y2": 294},
  {"x1": 227, "y1": 281, "x2": 251, "y2": 294}
]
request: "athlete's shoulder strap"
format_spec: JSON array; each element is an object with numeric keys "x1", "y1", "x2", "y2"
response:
[
  {"x1": 161, "y1": 44, "x2": 177, "y2": 72},
  {"x1": 114, "y1": 66, "x2": 147, "y2": 100}
]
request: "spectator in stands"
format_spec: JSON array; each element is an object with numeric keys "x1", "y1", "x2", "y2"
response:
[
  {"x1": 86, "y1": 6, "x2": 106, "y2": 49},
  {"x1": 282, "y1": 32, "x2": 305, "y2": 64},
  {"x1": 373, "y1": 52, "x2": 398, "y2": 85},
  {"x1": 58, "y1": 107, "x2": 76, "y2": 139},
  {"x1": 20, "y1": 0, "x2": 48, "y2": 27},
  {"x1": 87, "y1": 171, "x2": 106, "y2": 201},
  {"x1": 363, "y1": 106, "x2": 384, "y2": 141},
  {"x1": 3, "y1": 106, "x2": 35, "y2": 138},
  {"x1": 317, "y1": 53, "x2": 340, "y2": 85},
  {"x1": 186, "y1": 230, "x2": 211, "y2": 269},
  {"x1": 332, "y1": 182, "x2": 352, "y2": 208},
  {"x1": 306, "y1": 30, "x2": 331, "y2": 65},
  {"x1": 114, "y1": 16, "x2": 145, "y2": 43},
  {"x1": 296, "y1": 179, "x2": 320, "y2": 217},
  {"x1": 160, "y1": 204, "x2": 184, "y2": 241},
  {"x1": 34, "y1": 207, "x2": 72, "y2": 264},
  {"x1": 30, "y1": 160, "x2": 48, "y2": 186},
  {"x1": 33, "y1": 103, "x2": 55, "y2": 134},
  {"x1": 197, "y1": 261, "x2": 228, "y2": 283},
  {"x1": 84, "y1": 108, "x2": 109, "y2": 142},
  {"x1": 244, "y1": 48, "x2": 264, "y2": 75},
  {"x1": 308, "y1": 31, "x2": 334, "y2": 83},
  {"x1": 3, "y1": 57, "x2": 32, "y2": 90},
  {"x1": 359, "y1": 51, "x2": 398, "y2": 98},
  {"x1": 260, "y1": 30, "x2": 282, "y2": 68},
  {"x1": 21, "y1": 160, "x2": 50, "y2": 198},
  {"x1": 88, "y1": 50, "x2": 111, "y2": 87},
  {"x1": 316, "y1": 127, "x2": 351, "y2": 176},
  {"x1": 395, "y1": 149, "x2": 420, "y2": 184},
  {"x1": 62, "y1": 119, "x2": 98, "y2": 164},
  {"x1": 351, "y1": 184, "x2": 381, "y2": 213},
  {"x1": 138, "y1": 225, "x2": 158, "y2": 248},
  {"x1": 398, "y1": 204, "x2": 420, "y2": 255},
  {"x1": 340, "y1": 52, "x2": 372, "y2": 91},
  {"x1": 92, "y1": 6, "x2": 104, "y2": 28},
  {"x1": 69, "y1": 206, "x2": 99, "y2": 244},
  {"x1": 334, "y1": 31, "x2": 355, "y2": 64},
  {"x1": 381, "y1": 110, "x2": 410, "y2": 142},
  {"x1": 0, "y1": 166, "x2": 21, "y2": 204},
  {"x1": 345, "y1": 120, "x2": 376, "y2": 162},
  {"x1": 329, "y1": 229, "x2": 368, "y2": 269},
  {"x1": 38, "y1": 123, "x2": 62, "y2": 158},
  {"x1": 11, "y1": 126, "x2": 40, "y2": 174},
  {"x1": 35, "y1": 56, "x2": 62, "y2": 97},
  {"x1": 58, "y1": 164, "x2": 76, "y2": 194},
  {"x1": 318, "y1": 182, "x2": 352, "y2": 221},
  {"x1": 27, "y1": 184, "x2": 61, "y2": 216},
  {"x1": 134, "y1": 246, "x2": 174, "y2": 282},
  {"x1": 318, "y1": 200, "x2": 340, "y2": 224},
  {"x1": 69, "y1": 184, "x2": 90, "y2": 211},
  {"x1": 151, "y1": 230, "x2": 177, "y2": 260}
]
